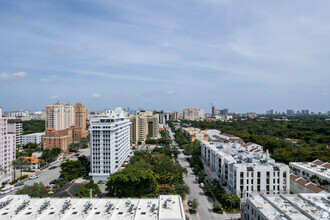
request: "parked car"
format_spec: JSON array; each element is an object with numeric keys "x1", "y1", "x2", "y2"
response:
[
  {"x1": 49, "y1": 179, "x2": 56, "y2": 185},
  {"x1": 187, "y1": 200, "x2": 193, "y2": 207},
  {"x1": 49, "y1": 166, "x2": 58, "y2": 170},
  {"x1": 14, "y1": 182, "x2": 24, "y2": 187},
  {"x1": 97, "y1": 180, "x2": 102, "y2": 184},
  {"x1": 44, "y1": 185, "x2": 51, "y2": 189},
  {"x1": 199, "y1": 182, "x2": 204, "y2": 188},
  {"x1": 0, "y1": 186, "x2": 14, "y2": 195},
  {"x1": 29, "y1": 175, "x2": 39, "y2": 180}
]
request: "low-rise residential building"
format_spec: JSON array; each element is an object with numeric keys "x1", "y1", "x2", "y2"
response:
[
  {"x1": 22, "y1": 132, "x2": 45, "y2": 145},
  {"x1": 201, "y1": 141, "x2": 290, "y2": 199},
  {"x1": 22, "y1": 157, "x2": 41, "y2": 170},
  {"x1": 205, "y1": 129, "x2": 222, "y2": 142},
  {"x1": 7, "y1": 119, "x2": 23, "y2": 146},
  {"x1": 181, "y1": 127, "x2": 208, "y2": 142},
  {"x1": 241, "y1": 142, "x2": 263, "y2": 152},
  {"x1": 290, "y1": 174, "x2": 327, "y2": 194},
  {"x1": 0, "y1": 195, "x2": 185, "y2": 220},
  {"x1": 289, "y1": 159, "x2": 330, "y2": 191},
  {"x1": 43, "y1": 128, "x2": 73, "y2": 152},
  {"x1": 89, "y1": 108, "x2": 131, "y2": 181},
  {"x1": 215, "y1": 133, "x2": 244, "y2": 144},
  {"x1": 241, "y1": 193, "x2": 330, "y2": 220}
]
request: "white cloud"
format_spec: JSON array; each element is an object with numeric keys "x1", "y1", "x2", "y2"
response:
[
  {"x1": 92, "y1": 93, "x2": 101, "y2": 98},
  {"x1": 41, "y1": 75, "x2": 58, "y2": 83},
  {"x1": 49, "y1": 95, "x2": 60, "y2": 100},
  {"x1": 0, "y1": 72, "x2": 26, "y2": 81},
  {"x1": 165, "y1": 90, "x2": 175, "y2": 96}
]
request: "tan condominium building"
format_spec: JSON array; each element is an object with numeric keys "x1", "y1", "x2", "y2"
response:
[
  {"x1": 74, "y1": 102, "x2": 87, "y2": 129},
  {"x1": 45, "y1": 101, "x2": 75, "y2": 131},
  {"x1": 183, "y1": 107, "x2": 201, "y2": 120},
  {"x1": 129, "y1": 110, "x2": 159, "y2": 145},
  {"x1": 172, "y1": 111, "x2": 179, "y2": 120},
  {"x1": 43, "y1": 102, "x2": 88, "y2": 152}
]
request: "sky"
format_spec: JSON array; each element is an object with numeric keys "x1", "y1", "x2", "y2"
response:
[{"x1": 1, "y1": 0, "x2": 330, "y2": 113}]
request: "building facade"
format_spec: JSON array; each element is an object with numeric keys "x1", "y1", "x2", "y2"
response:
[
  {"x1": 45, "y1": 101, "x2": 75, "y2": 131},
  {"x1": 183, "y1": 108, "x2": 200, "y2": 120},
  {"x1": 7, "y1": 119, "x2": 23, "y2": 146},
  {"x1": 74, "y1": 102, "x2": 86, "y2": 129},
  {"x1": 0, "y1": 108, "x2": 16, "y2": 185},
  {"x1": 89, "y1": 108, "x2": 131, "y2": 181},
  {"x1": 172, "y1": 111, "x2": 179, "y2": 120},
  {"x1": 43, "y1": 128, "x2": 73, "y2": 152},
  {"x1": 129, "y1": 110, "x2": 159, "y2": 145},
  {"x1": 22, "y1": 132, "x2": 45, "y2": 145},
  {"x1": 201, "y1": 142, "x2": 290, "y2": 199},
  {"x1": 181, "y1": 127, "x2": 208, "y2": 142}
]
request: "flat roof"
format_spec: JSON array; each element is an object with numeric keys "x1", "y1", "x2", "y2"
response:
[{"x1": 0, "y1": 195, "x2": 185, "y2": 220}]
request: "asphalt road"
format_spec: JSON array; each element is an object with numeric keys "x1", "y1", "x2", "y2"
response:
[
  {"x1": 0, "y1": 147, "x2": 91, "y2": 198},
  {"x1": 167, "y1": 124, "x2": 240, "y2": 220}
]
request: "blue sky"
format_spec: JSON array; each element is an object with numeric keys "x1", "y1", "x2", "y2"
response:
[{"x1": 1, "y1": 0, "x2": 330, "y2": 113}]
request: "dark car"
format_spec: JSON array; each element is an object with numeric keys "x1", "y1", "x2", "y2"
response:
[
  {"x1": 15, "y1": 182, "x2": 24, "y2": 187},
  {"x1": 49, "y1": 180, "x2": 56, "y2": 185},
  {"x1": 49, "y1": 166, "x2": 58, "y2": 170},
  {"x1": 187, "y1": 200, "x2": 193, "y2": 207}
]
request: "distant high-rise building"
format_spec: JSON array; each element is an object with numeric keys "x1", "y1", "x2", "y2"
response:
[
  {"x1": 7, "y1": 119, "x2": 23, "y2": 146},
  {"x1": 286, "y1": 109, "x2": 295, "y2": 115},
  {"x1": 212, "y1": 106, "x2": 215, "y2": 117},
  {"x1": 129, "y1": 110, "x2": 159, "y2": 145},
  {"x1": 89, "y1": 108, "x2": 131, "y2": 181},
  {"x1": 183, "y1": 107, "x2": 200, "y2": 120},
  {"x1": 269, "y1": 109, "x2": 274, "y2": 115},
  {"x1": 43, "y1": 102, "x2": 88, "y2": 152},
  {"x1": 301, "y1": 109, "x2": 309, "y2": 115},
  {"x1": 45, "y1": 101, "x2": 75, "y2": 131},
  {"x1": 172, "y1": 111, "x2": 179, "y2": 120},
  {"x1": 0, "y1": 108, "x2": 16, "y2": 185},
  {"x1": 74, "y1": 103, "x2": 86, "y2": 129}
]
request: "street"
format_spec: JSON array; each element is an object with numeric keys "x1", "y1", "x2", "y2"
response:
[
  {"x1": 0, "y1": 147, "x2": 91, "y2": 198},
  {"x1": 167, "y1": 124, "x2": 240, "y2": 220}
]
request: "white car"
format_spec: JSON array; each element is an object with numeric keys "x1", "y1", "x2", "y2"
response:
[{"x1": 29, "y1": 175, "x2": 39, "y2": 180}]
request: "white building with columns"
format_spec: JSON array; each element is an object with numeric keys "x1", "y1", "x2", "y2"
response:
[
  {"x1": 89, "y1": 108, "x2": 131, "y2": 181},
  {"x1": 201, "y1": 141, "x2": 290, "y2": 199}
]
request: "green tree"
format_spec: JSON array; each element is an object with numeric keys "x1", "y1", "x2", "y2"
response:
[
  {"x1": 192, "y1": 198, "x2": 199, "y2": 210},
  {"x1": 174, "y1": 183, "x2": 190, "y2": 199},
  {"x1": 76, "y1": 187, "x2": 90, "y2": 198},
  {"x1": 16, "y1": 182, "x2": 49, "y2": 197},
  {"x1": 106, "y1": 167, "x2": 158, "y2": 198},
  {"x1": 60, "y1": 161, "x2": 82, "y2": 180},
  {"x1": 78, "y1": 156, "x2": 90, "y2": 177},
  {"x1": 85, "y1": 181, "x2": 100, "y2": 195}
]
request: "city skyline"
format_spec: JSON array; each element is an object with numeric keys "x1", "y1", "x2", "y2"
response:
[{"x1": 1, "y1": 1, "x2": 330, "y2": 112}]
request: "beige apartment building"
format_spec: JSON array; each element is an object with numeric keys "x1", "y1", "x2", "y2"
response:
[
  {"x1": 129, "y1": 110, "x2": 159, "y2": 145},
  {"x1": 183, "y1": 107, "x2": 200, "y2": 120},
  {"x1": 43, "y1": 102, "x2": 88, "y2": 152},
  {"x1": 45, "y1": 101, "x2": 75, "y2": 131},
  {"x1": 172, "y1": 111, "x2": 179, "y2": 120}
]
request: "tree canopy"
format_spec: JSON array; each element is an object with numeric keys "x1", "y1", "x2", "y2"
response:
[
  {"x1": 60, "y1": 160, "x2": 82, "y2": 180},
  {"x1": 16, "y1": 182, "x2": 49, "y2": 197}
]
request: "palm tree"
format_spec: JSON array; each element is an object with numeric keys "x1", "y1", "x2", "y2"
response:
[
  {"x1": 11, "y1": 160, "x2": 21, "y2": 180},
  {"x1": 17, "y1": 157, "x2": 25, "y2": 178}
]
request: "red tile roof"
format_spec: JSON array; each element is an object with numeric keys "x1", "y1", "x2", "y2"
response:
[
  {"x1": 295, "y1": 178, "x2": 309, "y2": 186},
  {"x1": 305, "y1": 183, "x2": 324, "y2": 193},
  {"x1": 242, "y1": 142, "x2": 254, "y2": 147},
  {"x1": 290, "y1": 174, "x2": 299, "y2": 181},
  {"x1": 313, "y1": 159, "x2": 325, "y2": 166},
  {"x1": 322, "y1": 163, "x2": 330, "y2": 169}
]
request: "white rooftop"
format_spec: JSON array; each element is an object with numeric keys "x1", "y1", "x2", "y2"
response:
[
  {"x1": 247, "y1": 193, "x2": 330, "y2": 220},
  {"x1": 290, "y1": 160, "x2": 330, "y2": 181},
  {"x1": 0, "y1": 195, "x2": 185, "y2": 220}
]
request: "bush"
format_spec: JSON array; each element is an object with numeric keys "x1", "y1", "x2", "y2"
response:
[
  {"x1": 189, "y1": 209, "x2": 197, "y2": 214},
  {"x1": 20, "y1": 175, "x2": 28, "y2": 180}
]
